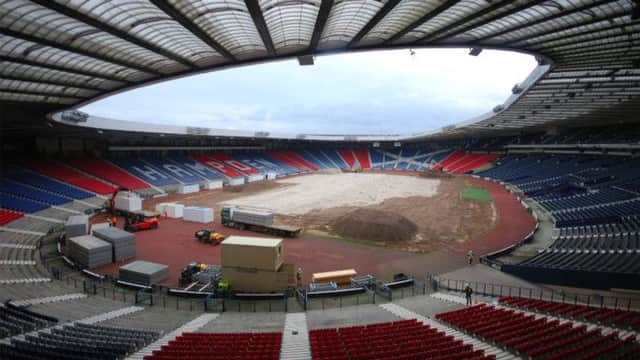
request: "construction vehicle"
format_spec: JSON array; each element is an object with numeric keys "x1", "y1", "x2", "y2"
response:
[
  {"x1": 179, "y1": 262, "x2": 226, "y2": 295},
  {"x1": 123, "y1": 211, "x2": 159, "y2": 232},
  {"x1": 107, "y1": 188, "x2": 159, "y2": 232},
  {"x1": 194, "y1": 229, "x2": 226, "y2": 244},
  {"x1": 220, "y1": 205, "x2": 302, "y2": 237}
]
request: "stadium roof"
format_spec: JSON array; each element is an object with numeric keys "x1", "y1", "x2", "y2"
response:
[{"x1": 1, "y1": 0, "x2": 640, "y2": 136}]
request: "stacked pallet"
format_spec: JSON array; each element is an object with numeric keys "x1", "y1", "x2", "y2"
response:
[
  {"x1": 119, "y1": 260, "x2": 168, "y2": 285},
  {"x1": 93, "y1": 227, "x2": 136, "y2": 262},
  {"x1": 65, "y1": 215, "x2": 89, "y2": 238},
  {"x1": 67, "y1": 235, "x2": 112, "y2": 269}
]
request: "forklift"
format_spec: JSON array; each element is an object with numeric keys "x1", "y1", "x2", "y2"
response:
[{"x1": 194, "y1": 229, "x2": 226, "y2": 245}]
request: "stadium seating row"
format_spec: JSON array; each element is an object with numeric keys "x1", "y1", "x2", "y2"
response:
[
  {"x1": 309, "y1": 319, "x2": 494, "y2": 360},
  {"x1": 498, "y1": 296, "x2": 640, "y2": 330},
  {"x1": 435, "y1": 304, "x2": 639, "y2": 359},
  {"x1": 0, "y1": 209, "x2": 23, "y2": 225},
  {"x1": 0, "y1": 322, "x2": 158, "y2": 360},
  {"x1": 144, "y1": 332, "x2": 282, "y2": 360}
]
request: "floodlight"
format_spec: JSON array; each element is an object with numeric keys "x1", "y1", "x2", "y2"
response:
[{"x1": 469, "y1": 47, "x2": 482, "y2": 56}]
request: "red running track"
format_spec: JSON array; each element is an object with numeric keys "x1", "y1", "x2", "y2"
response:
[{"x1": 93, "y1": 176, "x2": 535, "y2": 286}]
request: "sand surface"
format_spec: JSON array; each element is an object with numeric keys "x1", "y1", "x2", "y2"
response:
[{"x1": 223, "y1": 173, "x2": 440, "y2": 215}]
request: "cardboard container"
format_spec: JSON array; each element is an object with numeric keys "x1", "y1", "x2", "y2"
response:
[
  {"x1": 204, "y1": 180, "x2": 223, "y2": 190},
  {"x1": 228, "y1": 177, "x2": 245, "y2": 186},
  {"x1": 222, "y1": 264, "x2": 293, "y2": 293},
  {"x1": 221, "y1": 236, "x2": 283, "y2": 272},
  {"x1": 178, "y1": 183, "x2": 199, "y2": 194},
  {"x1": 183, "y1": 206, "x2": 214, "y2": 223},
  {"x1": 246, "y1": 174, "x2": 264, "y2": 182},
  {"x1": 312, "y1": 269, "x2": 357, "y2": 285},
  {"x1": 114, "y1": 191, "x2": 142, "y2": 212},
  {"x1": 165, "y1": 203, "x2": 184, "y2": 218}
]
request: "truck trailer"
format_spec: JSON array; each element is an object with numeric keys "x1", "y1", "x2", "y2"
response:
[{"x1": 220, "y1": 205, "x2": 302, "y2": 237}]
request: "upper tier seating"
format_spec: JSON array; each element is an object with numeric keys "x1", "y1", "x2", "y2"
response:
[
  {"x1": 0, "y1": 302, "x2": 57, "y2": 338},
  {"x1": 337, "y1": 149, "x2": 358, "y2": 169},
  {"x1": 0, "y1": 322, "x2": 158, "y2": 360},
  {"x1": 231, "y1": 153, "x2": 298, "y2": 176},
  {"x1": 0, "y1": 194, "x2": 50, "y2": 213},
  {"x1": 267, "y1": 151, "x2": 316, "y2": 171},
  {"x1": 0, "y1": 209, "x2": 23, "y2": 225},
  {"x1": 353, "y1": 149, "x2": 372, "y2": 169},
  {"x1": 23, "y1": 161, "x2": 116, "y2": 195},
  {"x1": 436, "y1": 304, "x2": 639, "y2": 359},
  {"x1": 499, "y1": 296, "x2": 640, "y2": 331},
  {"x1": 6, "y1": 171, "x2": 93, "y2": 200},
  {"x1": 433, "y1": 150, "x2": 465, "y2": 171},
  {"x1": 517, "y1": 249, "x2": 640, "y2": 275},
  {"x1": 208, "y1": 153, "x2": 262, "y2": 175},
  {"x1": 169, "y1": 156, "x2": 226, "y2": 180},
  {"x1": 192, "y1": 155, "x2": 245, "y2": 178},
  {"x1": 68, "y1": 159, "x2": 149, "y2": 190},
  {"x1": 112, "y1": 159, "x2": 179, "y2": 186},
  {"x1": 144, "y1": 332, "x2": 282, "y2": 360},
  {"x1": 0, "y1": 180, "x2": 70, "y2": 206},
  {"x1": 143, "y1": 157, "x2": 205, "y2": 184},
  {"x1": 310, "y1": 319, "x2": 493, "y2": 360},
  {"x1": 447, "y1": 154, "x2": 500, "y2": 174},
  {"x1": 296, "y1": 150, "x2": 334, "y2": 169}
]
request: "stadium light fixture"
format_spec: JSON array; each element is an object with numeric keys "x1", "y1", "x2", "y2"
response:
[
  {"x1": 469, "y1": 47, "x2": 482, "y2": 56},
  {"x1": 297, "y1": 55, "x2": 314, "y2": 66}
]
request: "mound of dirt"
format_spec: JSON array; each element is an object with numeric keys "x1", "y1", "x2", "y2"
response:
[{"x1": 330, "y1": 208, "x2": 418, "y2": 243}]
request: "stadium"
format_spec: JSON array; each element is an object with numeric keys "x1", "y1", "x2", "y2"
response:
[{"x1": 1, "y1": 0, "x2": 640, "y2": 359}]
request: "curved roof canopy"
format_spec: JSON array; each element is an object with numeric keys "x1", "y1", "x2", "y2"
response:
[{"x1": 1, "y1": 0, "x2": 639, "y2": 135}]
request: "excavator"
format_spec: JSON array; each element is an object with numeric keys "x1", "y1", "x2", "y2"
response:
[{"x1": 194, "y1": 229, "x2": 226, "y2": 245}]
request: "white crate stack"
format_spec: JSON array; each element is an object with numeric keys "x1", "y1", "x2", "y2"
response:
[
  {"x1": 183, "y1": 206, "x2": 214, "y2": 223},
  {"x1": 92, "y1": 227, "x2": 136, "y2": 262},
  {"x1": 67, "y1": 235, "x2": 112, "y2": 269}
]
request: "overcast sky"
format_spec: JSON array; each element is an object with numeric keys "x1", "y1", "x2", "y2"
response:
[{"x1": 81, "y1": 48, "x2": 537, "y2": 135}]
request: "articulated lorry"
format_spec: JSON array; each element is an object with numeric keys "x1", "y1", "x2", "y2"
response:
[{"x1": 220, "y1": 205, "x2": 302, "y2": 237}]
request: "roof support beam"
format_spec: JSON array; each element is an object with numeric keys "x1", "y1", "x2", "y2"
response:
[
  {"x1": 0, "y1": 88, "x2": 84, "y2": 100},
  {"x1": 309, "y1": 0, "x2": 334, "y2": 51},
  {"x1": 0, "y1": 74, "x2": 100, "y2": 92},
  {"x1": 245, "y1": 0, "x2": 276, "y2": 55},
  {"x1": 473, "y1": 0, "x2": 615, "y2": 43},
  {"x1": 527, "y1": 16, "x2": 636, "y2": 49},
  {"x1": 0, "y1": 55, "x2": 130, "y2": 84},
  {"x1": 149, "y1": 0, "x2": 236, "y2": 62},
  {"x1": 0, "y1": 28, "x2": 159, "y2": 76},
  {"x1": 384, "y1": 0, "x2": 460, "y2": 45},
  {"x1": 424, "y1": 0, "x2": 548, "y2": 44},
  {"x1": 29, "y1": 0, "x2": 197, "y2": 69},
  {"x1": 504, "y1": 8, "x2": 629, "y2": 46},
  {"x1": 417, "y1": 0, "x2": 518, "y2": 44},
  {"x1": 347, "y1": 0, "x2": 401, "y2": 48}
]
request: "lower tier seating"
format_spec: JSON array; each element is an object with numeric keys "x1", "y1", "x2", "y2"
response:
[
  {"x1": 23, "y1": 161, "x2": 116, "y2": 195},
  {"x1": 499, "y1": 296, "x2": 640, "y2": 331},
  {"x1": 309, "y1": 319, "x2": 493, "y2": 360},
  {"x1": 0, "y1": 322, "x2": 158, "y2": 360},
  {"x1": 144, "y1": 332, "x2": 282, "y2": 360},
  {"x1": 0, "y1": 209, "x2": 23, "y2": 225},
  {"x1": 0, "y1": 194, "x2": 49, "y2": 213},
  {"x1": 0, "y1": 302, "x2": 57, "y2": 338},
  {"x1": 435, "y1": 304, "x2": 639, "y2": 359}
]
